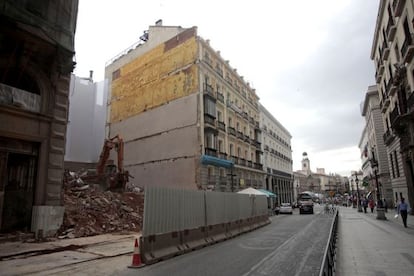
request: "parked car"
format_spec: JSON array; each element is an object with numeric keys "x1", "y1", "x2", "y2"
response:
[{"x1": 279, "y1": 203, "x2": 293, "y2": 214}]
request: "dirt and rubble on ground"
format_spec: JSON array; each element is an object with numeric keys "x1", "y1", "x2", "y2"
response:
[{"x1": 57, "y1": 170, "x2": 145, "y2": 239}]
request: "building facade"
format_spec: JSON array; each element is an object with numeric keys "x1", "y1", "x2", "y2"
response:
[
  {"x1": 0, "y1": 1, "x2": 78, "y2": 236},
  {"x1": 64, "y1": 74, "x2": 108, "y2": 170},
  {"x1": 371, "y1": 0, "x2": 414, "y2": 208},
  {"x1": 294, "y1": 153, "x2": 348, "y2": 202},
  {"x1": 360, "y1": 85, "x2": 393, "y2": 205},
  {"x1": 260, "y1": 103, "x2": 293, "y2": 204},
  {"x1": 104, "y1": 21, "x2": 264, "y2": 192}
]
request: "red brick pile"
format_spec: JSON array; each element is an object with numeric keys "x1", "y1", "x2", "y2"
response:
[{"x1": 58, "y1": 172, "x2": 144, "y2": 239}]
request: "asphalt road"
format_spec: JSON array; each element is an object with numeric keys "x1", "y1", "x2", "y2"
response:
[
  {"x1": 123, "y1": 205, "x2": 334, "y2": 276},
  {"x1": 1, "y1": 205, "x2": 334, "y2": 276}
]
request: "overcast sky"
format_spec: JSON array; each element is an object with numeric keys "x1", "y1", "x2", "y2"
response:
[{"x1": 74, "y1": 0, "x2": 380, "y2": 176}]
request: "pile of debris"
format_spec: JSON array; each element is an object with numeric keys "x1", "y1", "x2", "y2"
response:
[{"x1": 57, "y1": 170, "x2": 144, "y2": 239}]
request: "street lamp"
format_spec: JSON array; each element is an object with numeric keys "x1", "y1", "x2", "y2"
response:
[
  {"x1": 371, "y1": 148, "x2": 387, "y2": 220},
  {"x1": 355, "y1": 174, "x2": 363, "y2": 212},
  {"x1": 351, "y1": 179, "x2": 356, "y2": 208}
]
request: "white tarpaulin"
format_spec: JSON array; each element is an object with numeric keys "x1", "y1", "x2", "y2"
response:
[{"x1": 237, "y1": 187, "x2": 267, "y2": 197}]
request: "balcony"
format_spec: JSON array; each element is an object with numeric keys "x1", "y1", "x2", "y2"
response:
[
  {"x1": 203, "y1": 83, "x2": 215, "y2": 99},
  {"x1": 389, "y1": 82, "x2": 397, "y2": 97},
  {"x1": 375, "y1": 71, "x2": 383, "y2": 83},
  {"x1": 387, "y1": 20, "x2": 397, "y2": 42},
  {"x1": 378, "y1": 63, "x2": 385, "y2": 76},
  {"x1": 401, "y1": 34, "x2": 414, "y2": 63},
  {"x1": 244, "y1": 135, "x2": 250, "y2": 142},
  {"x1": 254, "y1": 163, "x2": 263, "y2": 170},
  {"x1": 228, "y1": 126, "x2": 236, "y2": 136},
  {"x1": 204, "y1": 114, "x2": 216, "y2": 127},
  {"x1": 383, "y1": 129, "x2": 396, "y2": 146},
  {"x1": 217, "y1": 121, "x2": 226, "y2": 131},
  {"x1": 230, "y1": 156, "x2": 239, "y2": 165},
  {"x1": 0, "y1": 83, "x2": 41, "y2": 113},
  {"x1": 236, "y1": 131, "x2": 244, "y2": 140},
  {"x1": 382, "y1": 41, "x2": 390, "y2": 61},
  {"x1": 218, "y1": 152, "x2": 227, "y2": 159},
  {"x1": 247, "y1": 160, "x2": 253, "y2": 168},
  {"x1": 385, "y1": 77, "x2": 393, "y2": 95},
  {"x1": 381, "y1": 97, "x2": 390, "y2": 113},
  {"x1": 393, "y1": 0, "x2": 406, "y2": 17},
  {"x1": 264, "y1": 145, "x2": 269, "y2": 151},
  {"x1": 239, "y1": 158, "x2": 246, "y2": 166},
  {"x1": 205, "y1": 147, "x2": 217, "y2": 157}
]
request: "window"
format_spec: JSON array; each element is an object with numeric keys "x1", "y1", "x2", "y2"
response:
[
  {"x1": 218, "y1": 140, "x2": 224, "y2": 153},
  {"x1": 229, "y1": 144, "x2": 234, "y2": 156},
  {"x1": 204, "y1": 97, "x2": 216, "y2": 117},
  {"x1": 217, "y1": 110, "x2": 223, "y2": 122},
  {"x1": 394, "y1": 150, "x2": 400, "y2": 177},
  {"x1": 390, "y1": 153, "x2": 396, "y2": 178},
  {"x1": 205, "y1": 132, "x2": 216, "y2": 149},
  {"x1": 228, "y1": 117, "x2": 233, "y2": 127}
]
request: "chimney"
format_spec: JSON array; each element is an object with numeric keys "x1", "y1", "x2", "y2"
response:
[
  {"x1": 155, "y1": 19, "x2": 162, "y2": 26},
  {"x1": 89, "y1": 70, "x2": 93, "y2": 82}
]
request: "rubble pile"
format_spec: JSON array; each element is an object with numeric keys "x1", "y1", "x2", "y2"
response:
[{"x1": 58, "y1": 171, "x2": 144, "y2": 239}]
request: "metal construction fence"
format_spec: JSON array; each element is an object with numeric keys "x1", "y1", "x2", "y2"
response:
[
  {"x1": 319, "y1": 208, "x2": 339, "y2": 276},
  {"x1": 140, "y1": 186, "x2": 270, "y2": 264}
]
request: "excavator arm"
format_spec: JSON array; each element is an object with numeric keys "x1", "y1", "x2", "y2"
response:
[{"x1": 95, "y1": 135, "x2": 129, "y2": 190}]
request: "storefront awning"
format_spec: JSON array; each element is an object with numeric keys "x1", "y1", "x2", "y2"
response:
[
  {"x1": 201, "y1": 155, "x2": 234, "y2": 169},
  {"x1": 258, "y1": 189, "x2": 277, "y2": 198}
]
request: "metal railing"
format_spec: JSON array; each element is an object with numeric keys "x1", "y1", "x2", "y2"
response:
[{"x1": 319, "y1": 208, "x2": 339, "y2": 276}]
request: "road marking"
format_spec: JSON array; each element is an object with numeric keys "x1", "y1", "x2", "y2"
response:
[{"x1": 241, "y1": 217, "x2": 320, "y2": 276}]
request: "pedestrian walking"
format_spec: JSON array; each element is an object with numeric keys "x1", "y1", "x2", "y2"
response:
[
  {"x1": 363, "y1": 198, "x2": 368, "y2": 213},
  {"x1": 383, "y1": 198, "x2": 388, "y2": 213},
  {"x1": 397, "y1": 198, "x2": 410, "y2": 228},
  {"x1": 369, "y1": 199, "x2": 375, "y2": 213}
]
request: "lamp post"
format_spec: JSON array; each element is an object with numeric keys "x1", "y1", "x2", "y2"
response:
[
  {"x1": 371, "y1": 151, "x2": 387, "y2": 220},
  {"x1": 355, "y1": 175, "x2": 363, "y2": 212},
  {"x1": 351, "y1": 179, "x2": 356, "y2": 208}
]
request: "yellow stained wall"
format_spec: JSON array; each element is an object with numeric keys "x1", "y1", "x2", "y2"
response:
[{"x1": 110, "y1": 36, "x2": 199, "y2": 123}]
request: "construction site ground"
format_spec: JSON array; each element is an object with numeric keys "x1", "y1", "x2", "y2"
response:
[{"x1": 59, "y1": 179, "x2": 144, "y2": 238}]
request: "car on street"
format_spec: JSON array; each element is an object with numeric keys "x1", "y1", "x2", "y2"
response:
[
  {"x1": 298, "y1": 192, "x2": 314, "y2": 214},
  {"x1": 279, "y1": 203, "x2": 293, "y2": 214}
]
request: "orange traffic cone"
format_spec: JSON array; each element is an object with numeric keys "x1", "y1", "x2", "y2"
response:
[{"x1": 128, "y1": 238, "x2": 145, "y2": 268}]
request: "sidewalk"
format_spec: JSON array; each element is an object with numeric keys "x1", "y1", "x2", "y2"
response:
[
  {"x1": 336, "y1": 206, "x2": 414, "y2": 276},
  {"x1": 0, "y1": 232, "x2": 140, "y2": 276}
]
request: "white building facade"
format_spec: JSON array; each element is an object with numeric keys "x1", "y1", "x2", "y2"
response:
[{"x1": 260, "y1": 103, "x2": 293, "y2": 204}]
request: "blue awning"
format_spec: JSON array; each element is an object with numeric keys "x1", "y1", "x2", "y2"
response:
[
  {"x1": 258, "y1": 189, "x2": 277, "y2": 198},
  {"x1": 201, "y1": 155, "x2": 234, "y2": 169}
]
